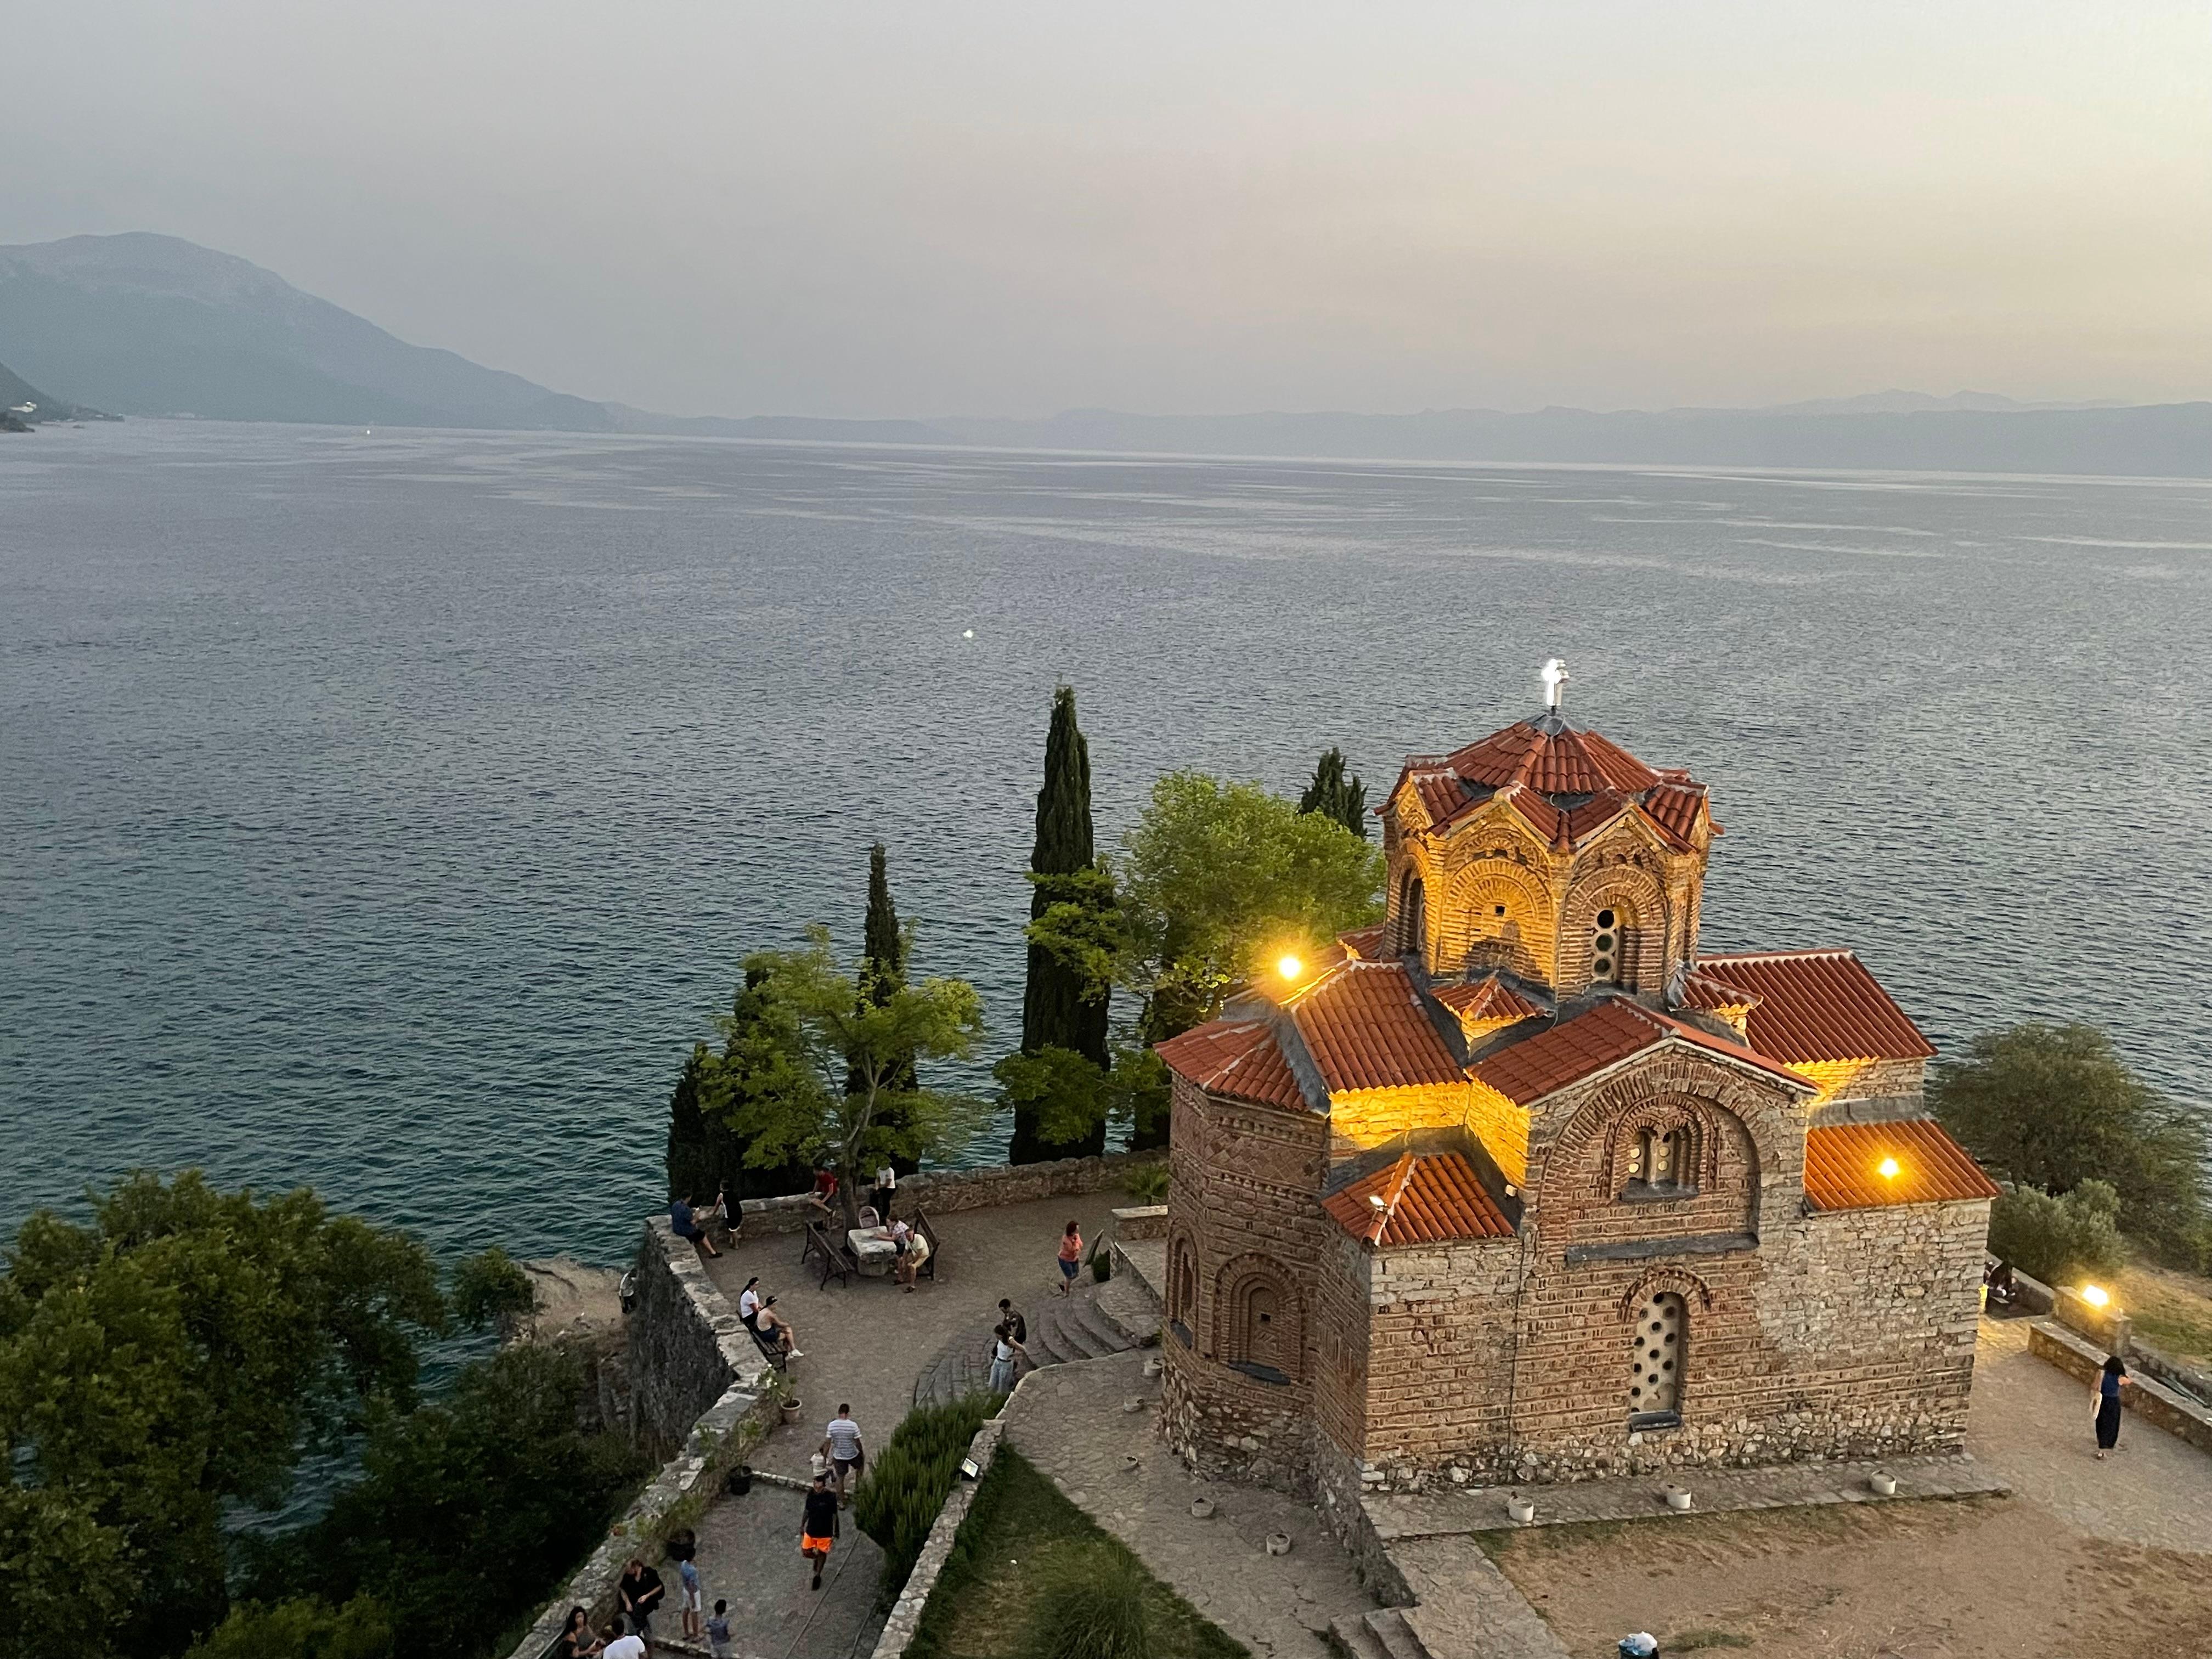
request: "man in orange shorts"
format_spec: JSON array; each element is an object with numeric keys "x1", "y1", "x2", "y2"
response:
[{"x1": 800, "y1": 1472, "x2": 840, "y2": 1591}]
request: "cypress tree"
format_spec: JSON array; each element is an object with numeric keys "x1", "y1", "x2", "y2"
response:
[
  {"x1": 665, "y1": 1042, "x2": 715, "y2": 1200},
  {"x1": 1010, "y1": 686, "x2": 1111, "y2": 1163},
  {"x1": 851, "y1": 842, "x2": 921, "y2": 1174},
  {"x1": 1299, "y1": 746, "x2": 1369, "y2": 839}
]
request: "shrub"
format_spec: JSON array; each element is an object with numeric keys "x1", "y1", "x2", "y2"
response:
[
  {"x1": 1023, "y1": 1543, "x2": 1152, "y2": 1659},
  {"x1": 853, "y1": 1392, "x2": 1004, "y2": 1600},
  {"x1": 184, "y1": 1596, "x2": 393, "y2": 1659},
  {"x1": 1987, "y1": 1180, "x2": 2125, "y2": 1286},
  {"x1": 450, "y1": 1247, "x2": 535, "y2": 1333},
  {"x1": 1123, "y1": 1164, "x2": 1171, "y2": 1204}
]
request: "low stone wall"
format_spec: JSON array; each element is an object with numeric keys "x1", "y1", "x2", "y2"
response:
[
  {"x1": 503, "y1": 1378, "x2": 777, "y2": 1659},
  {"x1": 736, "y1": 1150, "x2": 1165, "y2": 1237},
  {"x1": 870, "y1": 1412, "x2": 1011, "y2": 1659},
  {"x1": 501, "y1": 1221, "x2": 782, "y2": 1659},
  {"x1": 630, "y1": 1218, "x2": 774, "y2": 1444},
  {"x1": 2029, "y1": 1320, "x2": 2212, "y2": 1458},
  {"x1": 1111, "y1": 1203, "x2": 1168, "y2": 1241}
]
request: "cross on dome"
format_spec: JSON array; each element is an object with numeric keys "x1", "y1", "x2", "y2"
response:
[{"x1": 1539, "y1": 657, "x2": 1570, "y2": 711}]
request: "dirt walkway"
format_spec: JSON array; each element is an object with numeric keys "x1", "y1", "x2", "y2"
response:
[{"x1": 1485, "y1": 1319, "x2": 2212, "y2": 1658}]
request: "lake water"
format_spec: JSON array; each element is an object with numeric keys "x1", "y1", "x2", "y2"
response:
[{"x1": 4, "y1": 421, "x2": 2207, "y2": 1269}]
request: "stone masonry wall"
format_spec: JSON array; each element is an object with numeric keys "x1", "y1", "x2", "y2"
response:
[
  {"x1": 733, "y1": 1149, "x2": 1165, "y2": 1236},
  {"x1": 1160, "y1": 1074, "x2": 1330, "y2": 1495},
  {"x1": 1352, "y1": 1235, "x2": 1523, "y2": 1482},
  {"x1": 630, "y1": 1218, "x2": 772, "y2": 1445}
]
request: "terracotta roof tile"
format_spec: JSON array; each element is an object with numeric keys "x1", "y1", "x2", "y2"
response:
[
  {"x1": 1412, "y1": 771, "x2": 1479, "y2": 823},
  {"x1": 1434, "y1": 973, "x2": 1548, "y2": 1026},
  {"x1": 1500, "y1": 785, "x2": 1566, "y2": 844},
  {"x1": 1803, "y1": 1120, "x2": 2000, "y2": 1210},
  {"x1": 1446, "y1": 716, "x2": 1664, "y2": 796},
  {"x1": 1473, "y1": 996, "x2": 1815, "y2": 1105},
  {"x1": 1288, "y1": 961, "x2": 1464, "y2": 1093},
  {"x1": 1676, "y1": 967, "x2": 1762, "y2": 1014},
  {"x1": 1695, "y1": 951, "x2": 1936, "y2": 1064},
  {"x1": 1154, "y1": 1019, "x2": 1308, "y2": 1111},
  {"x1": 1323, "y1": 1151, "x2": 1516, "y2": 1246},
  {"x1": 1336, "y1": 923, "x2": 1390, "y2": 961},
  {"x1": 1562, "y1": 789, "x2": 1630, "y2": 843},
  {"x1": 1638, "y1": 782, "x2": 1708, "y2": 849}
]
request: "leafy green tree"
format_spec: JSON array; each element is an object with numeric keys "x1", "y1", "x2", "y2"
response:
[
  {"x1": 712, "y1": 927, "x2": 989, "y2": 1229},
  {"x1": 1931, "y1": 1022, "x2": 2207, "y2": 1264},
  {"x1": 0, "y1": 1173, "x2": 445, "y2": 1658},
  {"x1": 1012, "y1": 687, "x2": 1118, "y2": 1163},
  {"x1": 184, "y1": 1597, "x2": 394, "y2": 1659},
  {"x1": 1119, "y1": 771, "x2": 1386, "y2": 1043},
  {"x1": 1298, "y1": 746, "x2": 1369, "y2": 839},
  {"x1": 245, "y1": 1346, "x2": 648, "y2": 1656},
  {"x1": 1986, "y1": 1180, "x2": 2126, "y2": 1286},
  {"x1": 665, "y1": 974, "x2": 817, "y2": 1205},
  {"x1": 449, "y1": 1248, "x2": 535, "y2": 1336}
]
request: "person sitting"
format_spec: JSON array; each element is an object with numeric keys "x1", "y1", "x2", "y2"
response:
[
  {"x1": 738, "y1": 1275, "x2": 765, "y2": 1327},
  {"x1": 808, "y1": 1167, "x2": 839, "y2": 1217},
  {"x1": 670, "y1": 1194, "x2": 720, "y2": 1258},
  {"x1": 893, "y1": 1218, "x2": 930, "y2": 1292},
  {"x1": 755, "y1": 1294, "x2": 803, "y2": 1359},
  {"x1": 1985, "y1": 1259, "x2": 2017, "y2": 1308}
]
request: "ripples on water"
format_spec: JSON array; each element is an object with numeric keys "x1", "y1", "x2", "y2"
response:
[{"x1": 3, "y1": 423, "x2": 2207, "y2": 1269}]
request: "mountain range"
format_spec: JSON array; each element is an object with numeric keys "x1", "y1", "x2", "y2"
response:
[{"x1": 3, "y1": 232, "x2": 2207, "y2": 475}]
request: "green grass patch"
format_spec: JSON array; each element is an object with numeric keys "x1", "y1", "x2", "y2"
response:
[{"x1": 904, "y1": 1447, "x2": 1248, "y2": 1659}]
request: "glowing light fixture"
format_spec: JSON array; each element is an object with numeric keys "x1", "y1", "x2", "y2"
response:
[
  {"x1": 1877, "y1": 1156, "x2": 1900, "y2": 1180},
  {"x1": 1277, "y1": 954, "x2": 1303, "y2": 981},
  {"x1": 2081, "y1": 1284, "x2": 2111, "y2": 1309}
]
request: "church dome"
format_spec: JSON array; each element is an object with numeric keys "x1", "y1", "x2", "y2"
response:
[{"x1": 1444, "y1": 710, "x2": 1663, "y2": 799}]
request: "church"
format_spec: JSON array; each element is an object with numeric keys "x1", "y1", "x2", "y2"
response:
[{"x1": 1153, "y1": 663, "x2": 1999, "y2": 1515}]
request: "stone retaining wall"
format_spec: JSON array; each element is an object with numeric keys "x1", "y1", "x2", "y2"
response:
[
  {"x1": 1111, "y1": 1203, "x2": 1168, "y2": 1240},
  {"x1": 869, "y1": 1412, "x2": 1010, "y2": 1658},
  {"x1": 2029, "y1": 1319, "x2": 2212, "y2": 1458},
  {"x1": 735, "y1": 1150, "x2": 1165, "y2": 1237},
  {"x1": 630, "y1": 1218, "x2": 774, "y2": 1444},
  {"x1": 503, "y1": 1222, "x2": 780, "y2": 1659}
]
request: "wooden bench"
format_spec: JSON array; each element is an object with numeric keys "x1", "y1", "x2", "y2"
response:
[
  {"x1": 912, "y1": 1209, "x2": 942, "y2": 1283},
  {"x1": 743, "y1": 1317, "x2": 789, "y2": 1373},
  {"x1": 800, "y1": 1220, "x2": 859, "y2": 1290}
]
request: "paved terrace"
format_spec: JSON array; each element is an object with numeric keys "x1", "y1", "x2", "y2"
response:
[{"x1": 669, "y1": 1189, "x2": 1132, "y2": 1659}]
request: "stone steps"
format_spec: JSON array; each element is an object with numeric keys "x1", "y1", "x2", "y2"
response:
[
  {"x1": 1364, "y1": 1607, "x2": 1434, "y2": 1659},
  {"x1": 911, "y1": 1284, "x2": 1136, "y2": 1409}
]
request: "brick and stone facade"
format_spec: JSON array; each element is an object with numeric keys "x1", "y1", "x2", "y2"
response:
[{"x1": 1155, "y1": 685, "x2": 1998, "y2": 1518}]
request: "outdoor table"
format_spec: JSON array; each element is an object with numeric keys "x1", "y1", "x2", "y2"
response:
[{"x1": 847, "y1": 1227, "x2": 898, "y2": 1276}]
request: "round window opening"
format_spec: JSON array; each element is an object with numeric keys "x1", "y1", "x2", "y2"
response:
[{"x1": 1597, "y1": 909, "x2": 1617, "y2": 928}]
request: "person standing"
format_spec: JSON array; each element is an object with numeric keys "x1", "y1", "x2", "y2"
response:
[
  {"x1": 618, "y1": 1555, "x2": 664, "y2": 1648},
  {"x1": 704, "y1": 1600, "x2": 733, "y2": 1659},
  {"x1": 874, "y1": 1162, "x2": 898, "y2": 1223},
  {"x1": 800, "y1": 1472, "x2": 840, "y2": 1592},
  {"x1": 988, "y1": 1322, "x2": 1029, "y2": 1393},
  {"x1": 1056, "y1": 1220, "x2": 1083, "y2": 1296},
  {"x1": 601, "y1": 1626, "x2": 645, "y2": 1659},
  {"x1": 2093, "y1": 1354, "x2": 2128, "y2": 1457},
  {"x1": 552, "y1": 1607, "x2": 601, "y2": 1658},
  {"x1": 997, "y1": 1297, "x2": 1026, "y2": 1344},
  {"x1": 676, "y1": 1553, "x2": 703, "y2": 1643},
  {"x1": 821, "y1": 1404, "x2": 866, "y2": 1505}
]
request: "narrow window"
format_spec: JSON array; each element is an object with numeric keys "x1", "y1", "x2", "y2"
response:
[
  {"x1": 1628, "y1": 1291, "x2": 1686, "y2": 1422},
  {"x1": 1592, "y1": 906, "x2": 1621, "y2": 984}
]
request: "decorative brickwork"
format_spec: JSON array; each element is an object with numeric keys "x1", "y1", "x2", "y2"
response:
[{"x1": 1155, "y1": 694, "x2": 1996, "y2": 1523}]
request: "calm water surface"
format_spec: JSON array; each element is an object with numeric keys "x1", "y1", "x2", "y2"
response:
[{"x1": 4, "y1": 422, "x2": 2207, "y2": 1268}]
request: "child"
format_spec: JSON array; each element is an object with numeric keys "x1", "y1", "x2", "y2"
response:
[
  {"x1": 677, "y1": 1553, "x2": 703, "y2": 1642},
  {"x1": 800, "y1": 1472, "x2": 840, "y2": 1591},
  {"x1": 705, "y1": 1598, "x2": 733, "y2": 1659}
]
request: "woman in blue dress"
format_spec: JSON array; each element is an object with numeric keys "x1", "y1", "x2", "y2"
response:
[{"x1": 2092, "y1": 1354, "x2": 2127, "y2": 1458}]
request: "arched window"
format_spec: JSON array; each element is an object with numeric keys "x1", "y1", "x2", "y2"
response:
[
  {"x1": 1622, "y1": 1122, "x2": 1697, "y2": 1198},
  {"x1": 1169, "y1": 1238, "x2": 1196, "y2": 1348},
  {"x1": 1628, "y1": 1291, "x2": 1686, "y2": 1421},
  {"x1": 1592, "y1": 907, "x2": 1623, "y2": 985},
  {"x1": 1397, "y1": 872, "x2": 1426, "y2": 958},
  {"x1": 1217, "y1": 1258, "x2": 1303, "y2": 1385}
]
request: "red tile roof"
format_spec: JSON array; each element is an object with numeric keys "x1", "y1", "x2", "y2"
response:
[
  {"x1": 1288, "y1": 961, "x2": 1465, "y2": 1093},
  {"x1": 1154, "y1": 1019, "x2": 1309, "y2": 1111},
  {"x1": 1336, "y1": 923, "x2": 1390, "y2": 961},
  {"x1": 1694, "y1": 951, "x2": 1936, "y2": 1064},
  {"x1": 1803, "y1": 1120, "x2": 2000, "y2": 1211},
  {"x1": 1676, "y1": 966, "x2": 1762, "y2": 1014},
  {"x1": 1638, "y1": 781, "x2": 1709, "y2": 848},
  {"x1": 1473, "y1": 996, "x2": 1815, "y2": 1105},
  {"x1": 1412, "y1": 770, "x2": 1480, "y2": 823},
  {"x1": 1323, "y1": 1151, "x2": 1516, "y2": 1246},
  {"x1": 1434, "y1": 973, "x2": 1548, "y2": 1026},
  {"x1": 1446, "y1": 716, "x2": 1664, "y2": 796}
]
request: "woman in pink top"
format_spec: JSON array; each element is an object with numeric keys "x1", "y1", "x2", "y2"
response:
[{"x1": 1056, "y1": 1219, "x2": 1082, "y2": 1296}]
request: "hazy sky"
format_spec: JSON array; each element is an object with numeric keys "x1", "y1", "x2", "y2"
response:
[{"x1": 9, "y1": 3, "x2": 2209, "y2": 417}]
